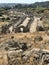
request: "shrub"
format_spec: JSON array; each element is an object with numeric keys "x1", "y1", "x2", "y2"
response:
[{"x1": 34, "y1": 36, "x2": 43, "y2": 42}]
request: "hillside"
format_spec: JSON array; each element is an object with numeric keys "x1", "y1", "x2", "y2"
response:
[{"x1": 0, "y1": 1, "x2": 49, "y2": 65}]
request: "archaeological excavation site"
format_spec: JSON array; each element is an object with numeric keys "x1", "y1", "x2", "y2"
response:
[{"x1": 0, "y1": 1, "x2": 49, "y2": 65}]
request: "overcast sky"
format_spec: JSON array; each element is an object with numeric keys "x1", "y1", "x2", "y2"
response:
[{"x1": 0, "y1": 0, "x2": 49, "y2": 3}]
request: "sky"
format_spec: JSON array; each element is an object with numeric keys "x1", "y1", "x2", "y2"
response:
[{"x1": 0, "y1": 0, "x2": 49, "y2": 3}]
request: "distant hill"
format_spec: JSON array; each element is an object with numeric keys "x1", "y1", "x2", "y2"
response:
[
  {"x1": 0, "y1": 3, "x2": 16, "y2": 8},
  {"x1": 0, "y1": 1, "x2": 49, "y2": 8},
  {"x1": 32, "y1": 1, "x2": 49, "y2": 8}
]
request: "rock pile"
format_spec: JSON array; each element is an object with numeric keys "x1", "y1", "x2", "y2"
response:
[{"x1": 0, "y1": 39, "x2": 49, "y2": 65}]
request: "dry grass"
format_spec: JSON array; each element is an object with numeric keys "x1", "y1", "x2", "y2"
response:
[
  {"x1": 0, "y1": 22, "x2": 9, "y2": 26},
  {"x1": 0, "y1": 32, "x2": 49, "y2": 50}
]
